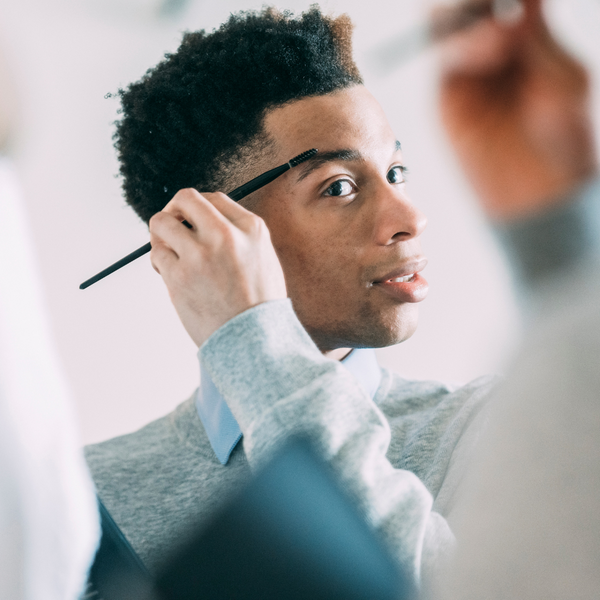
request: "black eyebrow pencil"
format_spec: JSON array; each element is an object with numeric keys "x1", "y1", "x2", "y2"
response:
[{"x1": 79, "y1": 148, "x2": 318, "y2": 290}]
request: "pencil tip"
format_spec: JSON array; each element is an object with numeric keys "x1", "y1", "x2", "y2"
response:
[{"x1": 289, "y1": 148, "x2": 318, "y2": 168}]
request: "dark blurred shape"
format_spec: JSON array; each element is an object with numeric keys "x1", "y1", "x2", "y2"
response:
[
  {"x1": 156, "y1": 437, "x2": 412, "y2": 600},
  {"x1": 85, "y1": 499, "x2": 156, "y2": 600}
]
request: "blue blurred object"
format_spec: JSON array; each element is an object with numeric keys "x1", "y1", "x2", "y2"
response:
[
  {"x1": 85, "y1": 500, "x2": 155, "y2": 600},
  {"x1": 155, "y1": 437, "x2": 412, "y2": 600},
  {"x1": 87, "y1": 437, "x2": 411, "y2": 599}
]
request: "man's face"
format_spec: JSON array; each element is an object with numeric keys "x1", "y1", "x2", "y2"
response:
[{"x1": 250, "y1": 85, "x2": 428, "y2": 352}]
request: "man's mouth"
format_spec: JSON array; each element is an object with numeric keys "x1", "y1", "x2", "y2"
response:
[
  {"x1": 386, "y1": 274, "x2": 416, "y2": 284},
  {"x1": 371, "y1": 258, "x2": 429, "y2": 303},
  {"x1": 372, "y1": 258, "x2": 428, "y2": 285}
]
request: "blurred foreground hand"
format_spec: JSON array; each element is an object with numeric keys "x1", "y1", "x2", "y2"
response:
[{"x1": 438, "y1": 0, "x2": 598, "y2": 220}]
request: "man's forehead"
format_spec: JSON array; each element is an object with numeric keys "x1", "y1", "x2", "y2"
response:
[
  {"x1": 265, "y1": 85, "x2": 393, "y2": 145},
  {"x1": 294, "y1": 140, "x2": 402, "y2": 182}
]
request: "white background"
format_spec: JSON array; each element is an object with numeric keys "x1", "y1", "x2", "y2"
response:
[{"x1": 0, "y1": 0, "x2": 598, "y2": 444}]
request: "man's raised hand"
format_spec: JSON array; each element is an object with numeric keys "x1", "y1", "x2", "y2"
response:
[
  {"x1": 438, "y1": 0, "x2": 597, "y2": 220},
  {"x1": 149, "y1": 189, "x2": 287, "y2": 348}
]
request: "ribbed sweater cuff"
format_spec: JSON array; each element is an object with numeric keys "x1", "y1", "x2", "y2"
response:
[
  {"x1": 494, "y1": 176, "x2": 600, "y2": 290},
  {"x1": 198, "y1": 299, "x2": 333, "y2": 431}
]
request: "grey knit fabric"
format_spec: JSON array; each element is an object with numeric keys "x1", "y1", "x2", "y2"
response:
[{"x1": 85, "y1": 301, "x2": 495, "y2": 586}]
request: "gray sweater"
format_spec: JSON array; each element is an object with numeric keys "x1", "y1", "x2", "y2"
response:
[{"x1": 85, "y1": 302, "x2": 495, "y2": 586}]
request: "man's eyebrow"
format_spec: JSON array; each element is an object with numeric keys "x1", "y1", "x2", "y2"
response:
[
  {"x1": 295, "y1": 149, "x2": 363, "y2": 182},
  {"x1": 294, "y1": 141, "x2": 402, "y2": 183}
]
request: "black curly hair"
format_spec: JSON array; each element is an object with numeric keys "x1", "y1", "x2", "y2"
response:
[{"x1": 114, "y1": 5, "x2": 363, "y2": 223}]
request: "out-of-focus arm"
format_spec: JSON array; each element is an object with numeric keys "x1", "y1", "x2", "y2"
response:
[
  {"x1": 434, "y1": 1, "x2": 600, "y2": 597},
  {"x1": 0, "y1": 157, "x2": 100, "y2": 600},
  {"x1": 433, "y1": 0, "x2": 600, "y2": 594},
  {"x1": 200, "y1": 299, "x2": 455, "y2": 592},
  {"x1": 438, "y1": 179, "x2": 600, "y2": 600}
]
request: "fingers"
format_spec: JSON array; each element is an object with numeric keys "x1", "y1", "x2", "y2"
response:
[
  {"x1": 149, "y1": 187, "x2": 267, "y2": 275},
  {"x1": 204, "y1": 191, "x2": 261, "y2": 232},
  {"x1": 149, "y1": 212, "x2": 189, "y2": 276},
  {"x1": 161, "y1": 188, "x2": 231, "y2": 239},
  {"x1": 439, "y1": 18, "x2": 515, "y2": 76},
  {"x1": 518, "y1": 0, "x2": 541, "y2": 27},
  {"x1": 493, "y1": 0, "x2": 526, "y2": 24},
  {"x1": 147, "y1": 186, "x2": 286, "y2": 348},
  {"x1": 435, "y1": 0, "x2": 539, "y2": 77},
  {"x1": 162, "y1": 188, "x2": 260, "y2": 235}
]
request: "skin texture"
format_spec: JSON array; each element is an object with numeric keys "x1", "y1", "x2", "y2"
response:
[
  {"x1": 438, "y1": 0, "x2": 598, "y2": 221},
  {"x1": 251, "y1": 87, "x2": 428, "y2": 355},
  {"x1": 149, "y1": 85, "x2": 429, "y2": 355}
]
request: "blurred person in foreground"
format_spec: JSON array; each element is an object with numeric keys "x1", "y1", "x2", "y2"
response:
[
  {"x1": 434, "y1": 0, "x2": 600, "y2": 597},
  {"x1": 0, "y1": 46, "x2": 99, "y2": 600}
]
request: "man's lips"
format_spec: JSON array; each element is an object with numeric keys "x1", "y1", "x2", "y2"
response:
[
  {"x1": 372, "y1": 258, "x2": 428, "y2": 284},
  {"x1": 371, "y1": 258, "x2": 429, "y2": 303}
]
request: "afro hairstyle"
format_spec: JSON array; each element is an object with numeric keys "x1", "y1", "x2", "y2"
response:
[{"x1": 114, "y1": 5, "x2": 363, "y2": 223}]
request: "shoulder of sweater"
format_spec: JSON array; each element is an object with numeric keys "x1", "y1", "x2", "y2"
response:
[
  {"x1": 84, "y1": 394, "x2": 216, "y2": 473},
  {"x1": 380, "y1": 370, "x2": 499, "y2": 501},
  {"x1": 378, "y1": 368, "x2": 499, "y2": 417}
]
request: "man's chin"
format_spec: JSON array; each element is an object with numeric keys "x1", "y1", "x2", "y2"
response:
[
  {"x1": 349, "y1": 305, "x2": 420, "y2": 349},
  {"x1": 305, "y1": 318, "x2": 419, "y2": 352},
  {"x1": 356, "y1": 323, "x2": 418, "y2": 349}
]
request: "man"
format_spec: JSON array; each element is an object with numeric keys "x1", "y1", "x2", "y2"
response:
[{"x1": 85, "y1": 6, "x2": 494, "y2": 586}]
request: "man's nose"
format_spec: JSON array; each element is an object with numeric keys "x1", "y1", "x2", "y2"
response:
[{"x1": 373, "y1": 186, "x2": 427, "y2": 245}]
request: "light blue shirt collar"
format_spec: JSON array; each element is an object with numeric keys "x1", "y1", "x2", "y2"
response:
[{"x1": 196, "y1": 348, "x2": 382, "y2": 465}]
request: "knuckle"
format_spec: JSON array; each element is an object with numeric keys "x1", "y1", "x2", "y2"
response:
[
  {"x1": 173, "y1": 188, "x2": 201, "y2": 208},
  {"x1": 149, "y1": 240, "x2": 168, "y2": 260},
  {"x1": 148, "y1": 211, "x2": 167, "y2": 231},
  {"x1": 179, "y1": 187, "x2": 200, "y2": 197},
  {"x1": 247, "y1": 214, "x2": 266, "y2": 236}
]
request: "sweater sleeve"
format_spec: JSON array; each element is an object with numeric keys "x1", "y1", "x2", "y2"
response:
[
  {"x1": 199, "y1": 299, "x2": 454, "y2": 588},
  {"x1": 436, "y1": 177, "x2": 600, "y2": 600},
  {"x1": 494, "y1": 176, "x2": 600, "y2": 311}
]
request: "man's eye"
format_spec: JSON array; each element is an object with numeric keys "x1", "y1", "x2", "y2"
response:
[
  {"x1": 324, "y1": 179, "x2": 355, "y2": 197},
  {"x1": 387, "y1": 165, "x2": 407, "y2": 184}
]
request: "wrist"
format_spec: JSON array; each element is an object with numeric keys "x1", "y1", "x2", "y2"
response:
[
  {"x1": 494, "y1": 175, "x2": 600, "y2": 291},
  {"x1": 485, "y1": 168, "x2": 599, "y2": 223}
]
